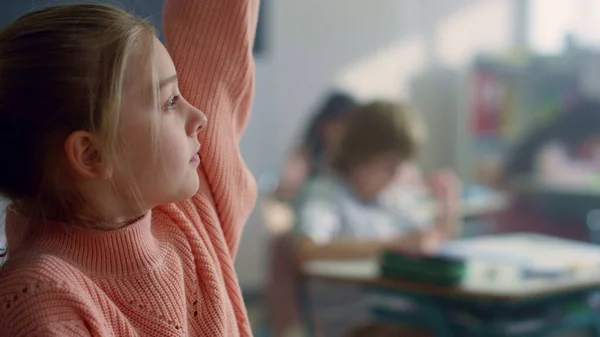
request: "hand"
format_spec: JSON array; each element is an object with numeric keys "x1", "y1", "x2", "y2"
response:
[
  {"x1": 394, "y1": 161, "x2": 424, "y2": 188},
  {"x1": 393, "y1": 228, "x2": 444, "y2": 256},
  {"x1": 427, "y1": 170, "x2": 462, "y2": 238},
  {"x1": 274, "y1": 150, "x2": 309, "y2": 200},
  {"x1": 427, "y1": 169, "x2": 461, "y2": 205}
]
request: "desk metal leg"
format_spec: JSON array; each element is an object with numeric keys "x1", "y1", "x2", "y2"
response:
[
  {"x1": 297, "y1": 281, "x2": 317, "y2": 337},
  {"x1": 591, "y1": 319, "x2": 600, "y2": 337},
  {"x1": 426, "y1": 303, "x2": 454, "y2": 337},
  {"x1": 367, "y1": 288, "x2": 455, "y2": 337}
]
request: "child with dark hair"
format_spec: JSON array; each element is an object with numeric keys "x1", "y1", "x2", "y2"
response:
[
  {"x1": 274, "y1": 91, "x2": 357, "y2": 201},
  {"x1": 303, "y1": 92, "x2": 358, "y2": 175},
  {"x1": 500, "y1": 100, "x2": 600, "y2": 184}
]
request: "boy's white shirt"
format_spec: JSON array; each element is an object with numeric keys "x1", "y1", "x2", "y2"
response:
[
  {"x1": 294, "y1": 173, "x2": 433, "y2": 337},
  {"x1": 295, "y1": 174, "x2": 432, "y2": 245}
]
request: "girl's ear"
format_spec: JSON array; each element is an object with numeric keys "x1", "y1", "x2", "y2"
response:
[{"x1": 64, "y1": 131, "x2": 107, "y2": 179}]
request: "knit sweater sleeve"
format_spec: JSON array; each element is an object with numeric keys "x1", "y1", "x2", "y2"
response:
[{"x1": 162, "y1": 0, "x2": 259, "y2": 256}]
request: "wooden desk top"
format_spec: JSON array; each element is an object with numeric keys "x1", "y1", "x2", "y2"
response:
[
  {"x1": 303, "y1": 259, "x2": 600, "y2": 302},
  {"x1": 302, "y1": 234, "x2": 600, "y2": 302}
]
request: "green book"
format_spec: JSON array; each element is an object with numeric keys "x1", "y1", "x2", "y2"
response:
[{"x1": 379, "y1": 251, "x2": 466, "y2": 286}]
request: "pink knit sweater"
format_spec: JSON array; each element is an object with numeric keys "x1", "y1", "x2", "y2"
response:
[{"x1": 0, "y1": 0, "x2": 258, "y2": 336}]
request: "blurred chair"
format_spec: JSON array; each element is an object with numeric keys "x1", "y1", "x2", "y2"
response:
[
  {"x1": 261, "y1": 196, "x2": 306, "y2": 337},
  {"x1": 586, "y1": 209, "x2": 600, "y2": 245}
]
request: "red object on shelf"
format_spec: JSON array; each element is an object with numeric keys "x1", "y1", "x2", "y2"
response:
[{"x1": 471, "y1": 70, "x2": 504, "y2": 137}]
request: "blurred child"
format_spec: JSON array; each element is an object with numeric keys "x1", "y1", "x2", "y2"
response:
[
  {"x1": 274, "y1": 92, "x2": 357, "y2": 201},
  {"x1": 499, "y1": 100, "x2": 600, "y2": 187},
  {"x1": 265, "y1": 93, "x2": 356, "y2": 336},
  {"x1": 295, "y1": 101, "x2": 461, "y2": 261},
  {"x1": 293, "y1": 101, "x2": 460, "y2": 337},
  {"x1": 536, "y1": 138, "x2": 600, "y2": 187}
]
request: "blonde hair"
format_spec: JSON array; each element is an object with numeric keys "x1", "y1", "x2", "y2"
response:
[
  {"x1": 0, "y1": 4, "x2": 157, "y2": 223},
  {"x1": 332, "y1": 100, "x2": 427, "y2": 175}
]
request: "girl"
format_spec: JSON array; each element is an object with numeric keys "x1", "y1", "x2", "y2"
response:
[
  {"x1": 301, "y1": 91, "x2": 357, "y2": 177},
  {"x1": 274, "y1": 92, "x2": 357, "y2": 201},
  {"x1": 0, "y1": 1, "x2": 257, "y2": 336}
]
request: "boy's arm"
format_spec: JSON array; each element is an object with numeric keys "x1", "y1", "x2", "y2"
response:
[
  {"x1": 162, "y1": 0, "x2": 259, "y2": 256},
  {"x1": 295, "y1": 236, "x2": 395, "y2": 261},
  {"x1": 438, "y1": 202, "x2": 462, "y2": 239},
  {"x1": 296, "y1": 229, "x2": 440, "y2": 262},
  {"x1": 423, "y1": 170, "x2": 462, "y2": 239},
  {"x1": 295, "y1": 200, "x2": 438, "y2": 261}
]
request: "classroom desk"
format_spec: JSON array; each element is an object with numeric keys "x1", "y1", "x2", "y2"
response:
[
  {"x1": 301, "y1": 234, "x2": 600, "y2": 336},
  {"x1": 304, "y1": 259, "x2": 600, "y2": 302}
]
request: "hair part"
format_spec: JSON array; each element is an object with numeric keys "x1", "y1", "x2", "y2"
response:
[
  {"x1": 332, "y1": 100, "x2": 427, "y2": 175},
  {"x1": 0, "y1": 4, "x2": 157, "y2": 224}
]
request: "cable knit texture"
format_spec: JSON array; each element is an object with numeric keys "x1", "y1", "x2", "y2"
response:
[{"x1": 0, "y1": 0, "x2": 258, "y2": 336}]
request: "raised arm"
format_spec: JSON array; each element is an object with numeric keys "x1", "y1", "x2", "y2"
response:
[{"x1": 162, "y1": 0, "x2": 259, "y2": 256}]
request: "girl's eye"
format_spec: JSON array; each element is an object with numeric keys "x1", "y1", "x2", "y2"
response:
[{"x1": 165, "y1": 95, "x2": 180, "y2": 110}]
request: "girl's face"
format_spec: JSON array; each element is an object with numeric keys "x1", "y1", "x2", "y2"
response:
[{"x1": 112, "y1": 38, "x2": 207, "y2": 211}]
